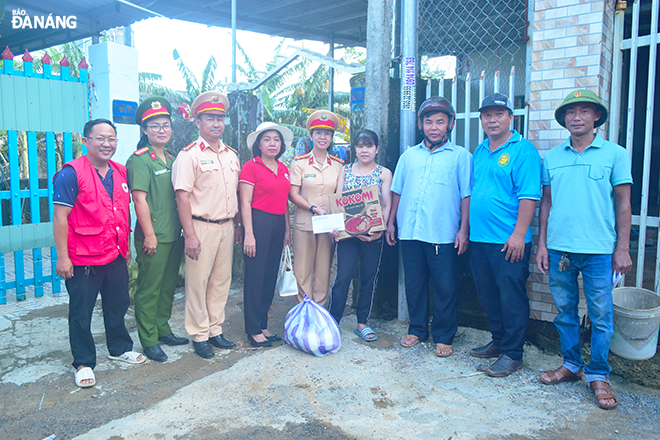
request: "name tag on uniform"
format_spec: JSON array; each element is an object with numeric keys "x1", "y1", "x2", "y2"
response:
[
  {"x1": 201, "y1": 160, "x2": 214, "y2": 165},
  {"x1": 154, "y1": 169, "x2": 168, "y2": 176},
  {"x1": 304, "y1": 174, "x2": 317, "y2": 178}
]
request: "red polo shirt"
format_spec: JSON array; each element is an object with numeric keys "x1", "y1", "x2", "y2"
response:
[{"x1": 239, "y1": 157, "x2": 291, "y2": 215}]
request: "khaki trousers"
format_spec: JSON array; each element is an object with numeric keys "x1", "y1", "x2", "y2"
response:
[
  {"x1": 184, "y1": 220, "x2": 234, "y2": 342},
  {"x1": 292, "y1": 228, "x2": 335, "y2": 306}
]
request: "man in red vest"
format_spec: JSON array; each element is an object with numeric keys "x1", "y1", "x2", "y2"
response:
[{"x1": 53, "y1": 119, "x2": 145, "y2": 389}]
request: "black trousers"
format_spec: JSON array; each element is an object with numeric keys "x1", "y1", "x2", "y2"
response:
[
  {"x1": 401, "y1": 240, "x2": 458, "y2": 345},
  {"x1": 328, "y1": 237, "x2": 383, "y2": 325},
  {"x1": 66, "y1": 256, "x2": 133, "y2": 369},
  {"x1": 243, "y1": 209, "x2": 286, "y2": 335},
  {"x1": 470, "y1": 242, "x2": 531, "y2": 361}
]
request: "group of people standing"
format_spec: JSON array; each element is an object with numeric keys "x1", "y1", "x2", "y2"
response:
[
  {"x1": 386, "y1": 89, "x2": 631, "y2": 411},
  {"x1": 53, "y1": 87, "x2": 631, "y2": 411}
]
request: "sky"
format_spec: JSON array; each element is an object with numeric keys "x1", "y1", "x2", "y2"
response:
[{"x1": 131, "y1": 17, "x2": 356, "y2": 95}]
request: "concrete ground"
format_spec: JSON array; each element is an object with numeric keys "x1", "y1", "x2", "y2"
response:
[{"x1": 2, "y1": 285, "x2": 660, "y2": 440}]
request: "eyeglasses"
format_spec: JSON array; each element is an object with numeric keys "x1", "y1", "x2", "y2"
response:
[
  {"x1": 92, "y1": 137, "x2": 118, "y2": 144},
  {"x1": 147, "y1": 123, "x2": 172, "y2": 132}
]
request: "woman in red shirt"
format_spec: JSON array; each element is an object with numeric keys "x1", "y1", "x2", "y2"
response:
[{"x1": 240, "y1": 122, "x2": 293, "y2": 347}]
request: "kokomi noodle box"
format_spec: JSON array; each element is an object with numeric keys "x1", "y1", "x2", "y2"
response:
[{"x1": 328, "y1": 185, "x2": 386, "y2": 241}]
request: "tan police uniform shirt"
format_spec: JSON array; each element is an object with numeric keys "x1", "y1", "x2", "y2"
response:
[
  {"x1": 290, "y1": 152, "x2": 344, "y2": 232},
  {"x1": 171, "y1": 136, "x2": 240, "y2": 220}
]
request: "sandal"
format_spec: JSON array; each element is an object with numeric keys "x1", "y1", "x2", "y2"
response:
[
  {"x1": 538, "y1": 366, "x2": 583, "y2": 385},
  {"x1": 354, "y1": 326, "x2": 377, "y2": 342},
  {"x1": 108, "y1": 351, "x2": 146, "y2": 364},
  {"x1": 400, "y1": 335, "x2": 420, "y2": 348},
  {"x1": 74, "y1": 367, "x2": 96, "y2": 388},
  {"x1": 433, "y1": 343, "x2": 453, "y2": 357},
  {"x1": 590, "y1": 380, "x2": 618, "y2": 410}
]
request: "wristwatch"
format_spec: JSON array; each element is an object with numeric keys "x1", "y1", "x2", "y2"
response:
[{"x1": 309, "y1": 205, "x2": 316, "y2": 214}]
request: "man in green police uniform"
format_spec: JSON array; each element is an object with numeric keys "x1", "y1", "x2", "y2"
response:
[{"x1": 126, "y1": 97, "x2": 187, "y2": 362}]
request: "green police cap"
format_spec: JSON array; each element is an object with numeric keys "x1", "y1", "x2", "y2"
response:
[
  {"x1": 135, "y1": 97, "x2": 172, "y2": 125},
  {"x1": 554, "y1": 89, "x2": 608, "y2": 128}
]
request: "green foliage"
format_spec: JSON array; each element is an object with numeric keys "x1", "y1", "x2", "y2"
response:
[{"x1": 139, "y1": 38, "x2": 352, "y2": 149}]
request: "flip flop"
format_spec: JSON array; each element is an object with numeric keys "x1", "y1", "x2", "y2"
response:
[
  {"x1": 433, "y1": 343, "x2": 453, "y2": 357},
  {"x1": 354, "y1": 326, "x2": 377, "y2": 342},
  {"x1": 74, "y1": 367, "x2": 96, "y2": 388},
  {"x1": 108, "y1": 351, "x2": 146, "y2": 364},
  {"x1": 400, "y1": 334, "x2": 420, "y2": 347}
]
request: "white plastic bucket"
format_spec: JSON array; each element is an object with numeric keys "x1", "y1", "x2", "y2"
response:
[{"x1": 610, "y1": 287, "x2": 660, "y2": 360}]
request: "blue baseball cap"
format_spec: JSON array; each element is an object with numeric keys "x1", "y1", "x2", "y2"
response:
[{"x1": 479, "y1": 93, "x2": 514, "y2": 113}]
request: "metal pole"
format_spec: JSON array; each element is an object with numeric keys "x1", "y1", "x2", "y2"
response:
[
  {"x1": 636, "y1": 0, "x2": 659, "y2": 288},
  {"x1": 609, "y1": 1, "x2": 626, "y2": 145},
  {"x1": 397, "y1": 0, "x2": 418, "y2": 323},
  {"x1": 231, "y1": 0, "x2": 237, "y2": 84},
  {"x1": 328, "y1": 34, "x2": 335, "y2": 111}
]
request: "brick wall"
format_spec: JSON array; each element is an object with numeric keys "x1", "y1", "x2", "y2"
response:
[{"x1": 527, "y1": 0, "x2": 614, "y2": 321}]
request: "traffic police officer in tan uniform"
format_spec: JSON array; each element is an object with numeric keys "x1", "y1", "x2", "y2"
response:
[
  {"x1": 289, "y1": 110, "x2": 344, "y2": 305},
  {"x1": 171, "y1": 92, "x2": 243, "y2": 359}
]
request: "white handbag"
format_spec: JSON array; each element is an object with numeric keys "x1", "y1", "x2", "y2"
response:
[{"x1": 277, "y1": 246, "x2": 298, "y2": 297}]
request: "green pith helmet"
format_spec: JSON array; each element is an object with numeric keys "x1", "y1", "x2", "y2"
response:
[
  {"x1": 554, "y1": 89, "x2": 608, "y2": 128},
  {"x1": 134, "y1": 96, "x2": 172, "y2": 125}
]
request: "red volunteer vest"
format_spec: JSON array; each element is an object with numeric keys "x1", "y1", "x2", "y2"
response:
[{"x1": 63, "y1": 156, "x2": 130, "y2": 266}]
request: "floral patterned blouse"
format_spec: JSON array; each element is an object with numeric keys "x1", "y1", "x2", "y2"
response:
[{"x1": 343, "y1": 163, "x2": 383, "y2": 191}]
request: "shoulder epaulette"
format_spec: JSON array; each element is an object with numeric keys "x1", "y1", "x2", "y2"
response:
[
  {"x1": 134, "y1": 147, "x2": 149, "y2": 156},
  {"x1": 329, "y1": 154, "x2": 344, "y2": 165},
  {"x1": 181, "y1": 142, "x2": 196, "y2": 152},
  {"x1": 294, "y1": 153, "x2": 312, "y2": 160},
  {"x1": 226, "y1": 145, "x2": 238, "y2": 155}
]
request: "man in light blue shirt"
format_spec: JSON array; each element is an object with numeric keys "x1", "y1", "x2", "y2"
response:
[
  {"x1": 386, "y1": 97, "x2": 471, "y2": 357},
  {"x1": 469, "y1": 93, "x2": 542, "y2": 377},
  {"x1": 536, "y1": 90, "x2": 632, "y2": 410}
]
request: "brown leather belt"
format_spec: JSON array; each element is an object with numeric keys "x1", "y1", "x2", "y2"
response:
[{"x1": 192, "y1": 215, "x2": 231, "y2": 224}]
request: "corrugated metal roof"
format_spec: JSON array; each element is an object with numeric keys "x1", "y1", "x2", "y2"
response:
[{"x1": 0, "y1": 0, "x2": 368, "y2": 55}]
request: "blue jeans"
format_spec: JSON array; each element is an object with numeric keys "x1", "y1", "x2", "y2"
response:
[
  {"x1": 401, "y1": 240, "x2": 458, "y2": 344},
  {"x1": 548, "y1": 250, "x2": 613, "y2": 382},
  {"x1": 470, "y1": 242, "x2": 531, "y2": 361}
]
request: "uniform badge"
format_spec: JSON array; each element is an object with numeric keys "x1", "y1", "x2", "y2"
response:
[
  {"x1": 320, "y1": 113, "x2": 329, "y2": 121},
  {"x1": 151, "y1": 101, "x2": 162, "y2": 110},
  {"x1": 304, "y1": 174, "x2": 317, "y2": 178},
  {"x1": 211, "y1": 95, "x2": 220, "y2": 103},
  {"x1": 154, "y1": 169, "x2": 168, "y2": 176},
  {"x1": 498, "y1": 153, "x2": 510, "y2": 166},
  {"x1": 574, "y1": 92, "x2": 581, "y2": 98},
  {"x1": 201, "y1": 160, "x2": 214, "y2": 165},
  {"x1": 122, "y1": 183, "x2": 129, "y2": 193}
]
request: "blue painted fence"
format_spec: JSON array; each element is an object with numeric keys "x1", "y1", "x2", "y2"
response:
[{"x1": 0, "y1": 48, "x2": 89, "y2": 304}]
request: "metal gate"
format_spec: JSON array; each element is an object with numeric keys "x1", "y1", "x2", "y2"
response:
[
  {"x1": 0, "y1": 49, "x2": 89, "y2": 304},
  {"x1": 610, "y1": 0, "x2": 660, "y2": 292}
]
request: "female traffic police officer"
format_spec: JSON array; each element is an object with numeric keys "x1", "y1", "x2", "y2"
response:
[
  {"x1": 126, "y1": 97, "x2": 187, "y2": 363},
  {"x1": 289, "y1": 110, "x2": 344, "y2": 305}
]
